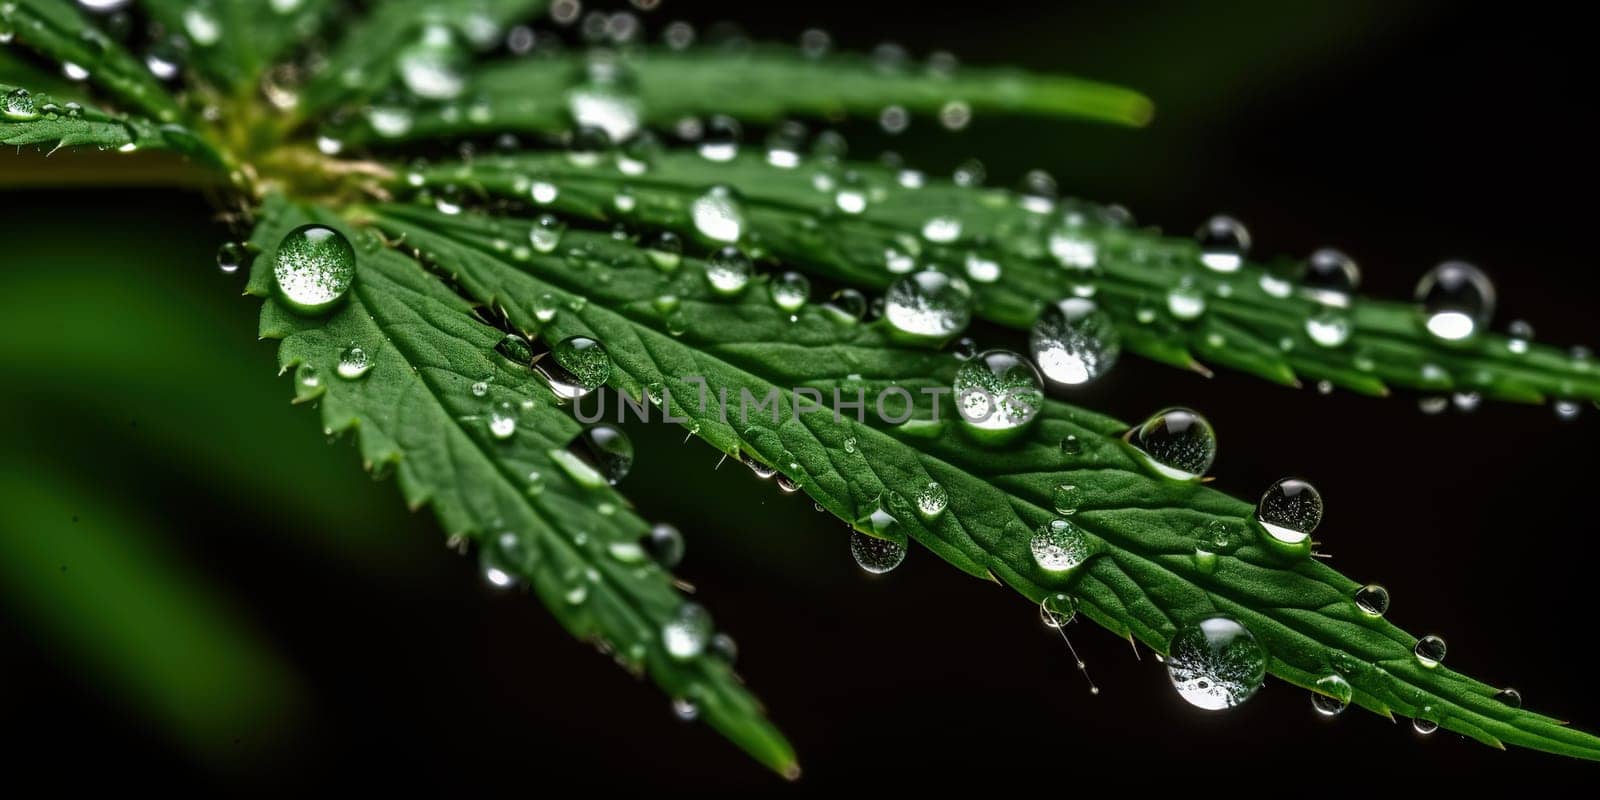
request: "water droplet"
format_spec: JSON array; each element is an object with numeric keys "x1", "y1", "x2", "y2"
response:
[
  {"x1": 1311, "y1": 674, "x2": 1352, "y2": 716},
  {"x1": 1196, "y1": 215, "x2": 1250, "y2": 273},
  {"x1": 496, "y1": 333, "x2": 534, "y2": 365},
  {"x1": 662, "y1": 603, "x2": 712, "y2": 659},
  {"x1": 366, "y1": 105, "x2": 414, "y2": 138},
  {"x1": 1354, "y1": 584, "x2": 1390, "y2": 617},
  {"x1": 1255, "y1": 478, "x2": 1322, "y2": 545},
  {"x1": 274, "y1": 224, "x2": 356, "y2": 315},
  {"x1": 884, "y1": 271, "x2": 973, "y2": 341},
  {"x1": 1554, "y1": 399, "x2": 1582, "y2": 421},
  {"x1": 1414, "y1": 634, "x2": 1447, "y2": 668},
  {"x1": 691, "y1": 186, "x2": 745, "y2": 243},
  {"x1": 953, "y1": 350, "x2": 1045, "y2": 442},
  {"x1": 529, "y1": 214, "x2": 565, "y2": 253},
  {"x1": 1493, "y1": 687, "x2": 1523, "y2": 708},
  {"x1": 697, "y1": 114, "x2": 741, "y2": 161},
  {"x1": 1412, "y1": 718, "x2": 1439, "y2": 735},
  {"x1": 849, "y1": 530, "x2": 907, "y2": 574},
  {"x1": 1301, "y1": 248, "x2": 1359, "y2": 303},
  {"x1": 1030, "y1": 518, "x2": 1091, "y2": 572},
  {"x1": 1030, "y1": 298, "x2": 1121, "y2": 386},
  {"x1": 921, "y1": 216, "x2": 962, "y2": 243},
  {"x1": 702, "y1": 246, "x2": 752, "y2": 295},
  {"x1": 822, "y1": 289, "x2": 867, "y2": 323},
  {"x1": 1166, "y1": 617, "x2": 1267, "y2": 710},
  {"x1": 644, "y1": 231, "x2": 684, "y2": 270},
  {"x1": 645, "y1": 522, "x2": 685, "y2": 568},
  {"x1": 216, "y1": 241, "x2": 249, "y2": 275},
  {"x1": 671, "y1": 697, "x2": 700, "y2": 721},
  {"x1": 564, "y1": 424, "x2": 634, "y2": 485},
  {"x1": 963, "y1": 253, "x2": 1000, "y2": 283},
  {"x1": 1507, "y1": 320, "x2": 1534, "y2": 354},
  {"x1": 1060, "y1": 435, "x2": 1082, "y2": 455},
  {"x1": 2, "y1": 89, "x2": 37, "y2": 121},
  {"x1": 770, "y1": 271, "x2": 810, "y2": 312},
  {"x1": 1305, "y1": 310, "x2": 1352, "y2": 348},
  {"x1": 764, "y1": 121, "x2": 806, "y2": 168},
  {"x1": 1051, "y1": 483, "x2": 1082, "y2": 515},
  {"x1": 1166, "y1": 279, "x2": 1206, "y2": 321},
  {"x1": 487, "y1": 401, "x2": 518, "y2": 440},
  {"x1": 1128, "y1": 407, "x2": 1216, "y2": 481},
  {"x1": 337, "y1": 346, "x2": 372, "y2": 379},
  {"x1": 566, "y1": 57, "x2": 641, "y2": 143},
  {"x1": 1039, "y1": 593, "x2": 1077, "y2": 628},
  {"x1": 480, "y1": 531, "x2": 525, "y2": 589},
  {"x1": 710, "y1": 632, "x2": 739, "y2": 665},
  {"x1": 535, "y1": 336, "x2": 610, "y2": 400},
  {"x1": 1416, "y1": 261, "x2": 1495, "y2": 341},
  {"x1": 915, "y1": 481, "x2": 947, "y2": 518},
  {"x1": 397, "y1": 24, "x2": 466, "y2": 100},
  {"x1": 182, "y1": 7, "x2": 222, "y2": 46}
]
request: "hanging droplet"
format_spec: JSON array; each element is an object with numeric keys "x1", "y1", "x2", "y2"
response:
[
  {"x1": 770, "y1": 271, "x2": 810, "y2": 312},
  {"x1": 535, "y1": 335, "x2": 611, "y2": 400},
  {"x1": 274, "y1": 224, "x2": 356, "y2": 315},
  {"x1": 1255, "y1": 478, "x2": 1322, "y2": 545},
  {"x1": 1030, "y1": 297, "x2": 1121, "y2": 385},
  {"x1": 1166, "y1": 616, "x2": 1266, "y2": 710},
  {"x1": 1353, "y1": 584, "x2": 1390, "y2": 617},
  {"x1": 662, "y1": 603, "x2": 712, "y2": 659},
  {"x1": 915, "y1": 481, "x2": 947, "y2": 518},
  {"x1": 1301, "y1": 248, "x2": 1360, "y2": 304},
  {"x1": 1412, "y1": 718, "x2": 1439, "y2": 735},
  {"x1": 1413, "y1": 635, "x2": 1447, "y2": 668},
  {"x1": 529, "y1": 214, "x2": 565, "y2": 253},
  {"x1": 644, "y1": 522, "x2": 685, "y2": 568},
  {"x1": 1195, "y1": 215, "x2": 1250, "y2": 273},
  {"x1": 1493, "y1": 687, "x2": 1523, "y2": 708},
  {"x1": 697, "y1": 114, "x2": 741, "y2": 161},
  {"x1": 705, "y1": 246, "x2": 752, "y2": 295},
  {"x1": 952, "y1": 350, "x2": 1045, "y2": 442},
  {"x1": 1311, "y1": 673, "x2": 1352, "y2": 717},
  {"x1": 1030, "y1": 518, "x2": 1091, "y2": 572},
  {"x1": 397, "y1": 24, "x2": 466, "y2": 100},
  {"x1": 563, "y1": 424, "x2": 634, "y2": 485},
  {"x1": 479, "y1": 531, "x2": 526, "y2": 589},
  {"x1": 1554, "y1": 399, "x2": 1582, "y2": 421},
  {"x1": 216, "y1": 241, "x2": 249, "y2": 275},
  {"x1": 337, "y1": 346, "x2": 373, "y2": 379},
  {"x1": 1128, "y1": 407, "x2": 1216, "y2": 481},
  {"x1": 1305, "y1": 310, "x2": 1352, "y2": 348},
  {"x1": 884, "y1": 270, "x2": 973, "y2": 341},
  {"x1": 691, "y1": 186, "x2": 745, "y2": 243},
  {"x1": 671, "y1": 697, "x2": 700, "y2": 721},
  {"x1": 1416, "y1": 261, "x2": 1495, "y2": 341},
  {"x1": 849, "y1": 530, "x2": 907, "y2": 574}
]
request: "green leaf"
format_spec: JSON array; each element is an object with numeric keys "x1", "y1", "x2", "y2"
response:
[
  {"x1": 1, "y1": 81, "x2": 225, "y2": 166},
  {"x1": 363, "y1": 201, "x2": 1600, "y2": 761},
  {"x1": 296, "y1": 0, "x2": 548, "y2": 119},
  {"x1": 139, "y1": 0, "x2": 334, "y2": 91},
  {"x1": 341, "y1": 43, "x2": 1152, "y2": 145},
  {"x1": 1, "y1": 0, "x2": 183, "y2": 122},
  {"x1": 243, "y1": 194, "x2": 797, "y2": 778},
  {"x1": 401, "y1": 151, "x2": 1600, "y2": 405}
]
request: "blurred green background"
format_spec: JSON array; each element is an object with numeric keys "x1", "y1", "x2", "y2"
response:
[{"x1": 3, "y1": 0, "x2": 1598, "y2": 788}]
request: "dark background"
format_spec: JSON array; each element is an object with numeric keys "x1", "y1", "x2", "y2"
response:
[{"x1": 3, "y1": 0, "x2": 1597, "y2": 789}]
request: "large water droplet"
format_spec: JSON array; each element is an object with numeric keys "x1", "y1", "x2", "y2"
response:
[
  {"x1": 645, "y1": 522, "x2": 685, "y2": 568},
  {"x1": 770, "y1": 271, "x2": 810, "y2": 312},
  {"x1": 1354, "y1": 584, "x2": 1390, "y2": 617},
  {"x1": 564, "y1": 424, "x2": 634, "y2": 485},
  {"x1": 1416, "y1": 261, "x2": 1495, "y2": 341},
  {"x1": 1196, "y1": 215, "x2": 1250, "y2": 273},
  {"x1": 705, "y1": 246, "x2": 752, "y2": 295},
  {"x1": 337, "y1": 346, "x2": 373, "y2": 379},
  {"x1": 3, "y1": 89, "x2": 38, "y2": 121},
  {"x1": 1166, "y1": 279, "x2": 1206, "y2": 321},
  {"x1": 1030, "y1": 518, "x2": 1091, "y2": 572},
  {"x1": 884, "y1": 270, "x2": 972, "y2": 341},
  {"x1": 1128, "y1": 407, "x2": 1216, "y2": 481},
  {"x1": 1301, "y1": 248, "x2": 1359, "y2": 304},
  {"x1": 535, "y1": 335, "x2": 611, "y2": 400},
  {"x1": 691, "y1": 186, "x2": 745, "y2": 243},
  {"x1": 1256, "y1": 478, "x2": 1322, "y2": 545},
  {"x1": 274, "y1": 224, "x2": 356, "y2": 315},
  {"x1": 953, "y1": 350, "x2": 1045, "y2": 442},
  {"x1": 915, "y1": 481, "x2": 948, "y2": 518},
  {"x1": 1030, "y1": 298, "x2": 1121, "y2": 386},
  {"x1": 1414, "y1": 634, "x2": 1447, "y2": 668},
  {"x1": 849, "y1": 530, "x2": 907, "y2": 574},
  {"x1": 1305, "y1": 310, "x2": 1352, "y2": 348},
  {"x1": 1166, "y1": 616, "x2": 1267, "y2": 710},
  {"x1": 662, "y1": 603, "x2": 712, "y2": 659},
  {"x1": 397, "y1": 24, "x2": 466, "y2": 100},
  {"x1": 488, "y1": 401, "x2": 518, "y2": 440}
]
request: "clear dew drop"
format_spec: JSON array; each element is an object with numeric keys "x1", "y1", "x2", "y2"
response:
[
  {"x1": 495, "y1": 333, "x2": 534, "y2": 365},
  {"x1": 535, "y1": 335, "x2": 611, "y2": 400},
  {"x1": 1416, "y1": 261, "x2": 1495, "y2": 341},
  {"x1": 1354, "y1": 583, "x2": 1390, "y2": 617},
  {"x1": 1554, "y1": 399, "x2": 1582, "y2": 421},
  {"x1": 884, "y1": 270, "x2": 973, "y2": 340},
  {"x1": 1166, "y1": 279, "x2": 1206, "y2": 321},
  {"x1": 1051, "y1": 483, "x2": 1082, "y2": 515},
  {"x1": 671, "y1": 697, "x2": 700, "y2": 721},
  {"x1": 921, "y1": 216, "x2": 962, "y2": 243},
  {"x1": 216, "y1": 241, "x2": 249, "y2": 275},
  {"x1": 529, "y1": 214, "x2": 565, "y2": 253},
  {"x1": 770, "y1": 271, "x2": 811, "y2": 312},
  {"x1": 644, "y1": 230, "x2": 684, "y2": 270},
  {"x1": 488, "y1": 401, "x2": 518, "y2": 440},
  {"x1": 1305, "y1": 310, "x2": 1352, "y2": 348},
  {"x1": 1507, "y1": 319, "x2": 1534, "y2": 355},
  {"x1": 3, "y1": 89, "x2": 38, "y2": 121},
  {"x1": 182, "y1": 7, "x2": 222, "y2": 46},
  {"x1": 1128, "y1": 407, "x2": 1216, "y2": 481},
  {"x1": 697, "y1": 114, "x2": 741, "y2": 161},
  {"x1": 915, "y1": 481, "x2": 947, "y2": 518},
  {"x1": 1195, "y1": 215, "x2": 1250, "y2": 273},
  {"x1": 273, "y1": 224, "x2": 356, "y2": 315},
  {"x1": 849, "y1": 529, "x2": 907, "y2": 574},
  {"x1": 822, "y1": 288, "x2": 868, "y2": 323},
  {"x1": 1413, "y1": 718, "x2": 1439, "y2": 735},
  {"x1": 710, "y1": 632, "x2": 739, "y2": 665},
  {"x1": 1166, "y1": 616, "x2": 1267, "y2": 710},
  {"x1": 1414, "y1": 634, "x2": 1447, "y2": 668},
  {"x1": 1255, "y1": 478, "x2": 1322, "y2": 545},
  {"x1": 952, "y1": 349, "x2": 1045, "y2": 442},
  {"x1": 691, "y1": 186, "x2": 745, "y2": 243},
  {"x1": 337, "y1": 346, "x2": 372, "y2": 379},
  {"x1": 704, "y1": 246, "x2": 752, "y2": 295},
  {"x1": 1030, "y1": 518, "x2": 1091, "y2": 572},
  {"x1": 662, "y1": 603, "x2": 713, "y2": 659},
  {"x1": 644, "y1": 522, "x2": 685, "y2": 568},
  {"x1": 479, "y1": 531, "x2": 526, "y2": 589},
  {"x1": 563, "y1": 424, "x2": 634, "y2": 486},
  {"x1": 1494, "y1": 687, "x2": 1523, "y2": 708},
  {"x1": 1030, "y1": 297, "x2": 1121, "y2": 386},
  {"x1": 1301, "y1": 248, "x2": 1360, "y2": 303},
  {"x1": 397, "y1": 24, "x2": 466, "y2": 100},
  {"x1": 1311, "y1": 674, "x2": 1353, "y2": 717}
]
